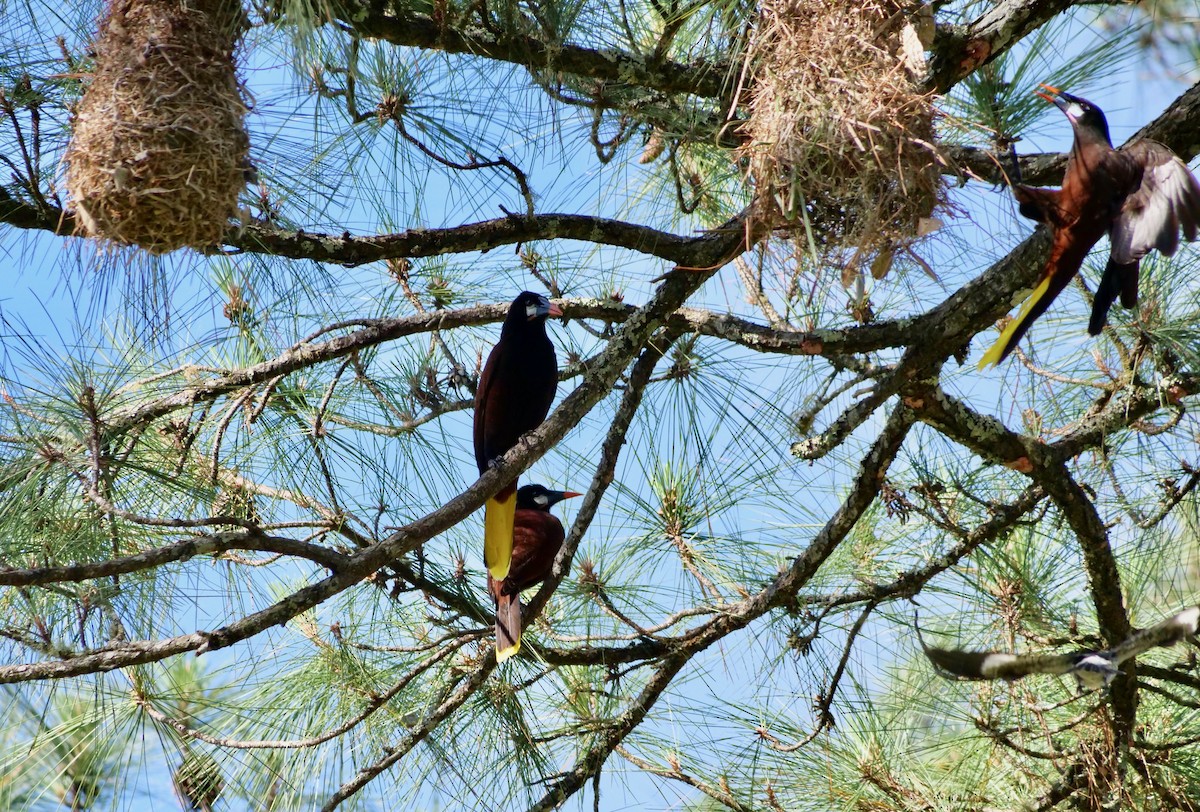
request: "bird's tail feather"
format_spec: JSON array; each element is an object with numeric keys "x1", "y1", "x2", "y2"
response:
[
  {"x1": 1088, "y1": 258, "x2": 1138, "y2": 336},
  {"x1": 495, "y1": 592, "x2": 521, "y2": 662},
  {"x1": 484, "y1": 484, "x2": 517, "y2": 580},
  {"x1": 978, "y1": 272, "x2": 1069, "y2": 368}
]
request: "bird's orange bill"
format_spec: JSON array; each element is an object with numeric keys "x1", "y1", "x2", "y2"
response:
[
  {"x1": 562, "y1": 491, "x2": 582, "y2": 499},
  {"x1": 495, "y1": 591, "x2": 521, "y2": 662},
  {"x1": 547, "y1": 302, "x2": 564, "y2": 317},
  {"x1": 484, "y1": 488, "x2": 517, "y2": 580},
  {"x1": 977, "y1": 275, "x2": 1054, "y2": 369},
  {"x1": 1034, "y1": 83, "x2": 1061, "y2": 105}
]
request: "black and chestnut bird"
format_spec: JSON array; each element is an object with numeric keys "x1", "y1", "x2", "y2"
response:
[
  {"x1": 488, "y1": 484, "x2": 581, "y2": 661},
  {"x1": 473, "y1": 291, "x2": 561, "y2": 584},
  {"x1": 979, "y1": 85, "x2": 1200, "y2": 368}
]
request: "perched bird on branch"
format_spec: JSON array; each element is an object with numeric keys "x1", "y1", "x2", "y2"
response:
[
  {"x1": 489, "y1": 484, "x2": 580, "y2": 661},
  {"x1": 919, "y1": 606, "x2": 1200, "y2": 691},
  {"x1": 473, "y1": 291, "x2": 561, "y2": 583},
  {"x1": 979, "y1": 85, "x2": 1200, "y2": 368}
]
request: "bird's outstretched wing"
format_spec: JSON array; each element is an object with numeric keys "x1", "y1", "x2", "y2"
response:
[
  {"x1": 1113, "y1": 141, "x2": 1200, "y2": 262},
  {"x1": 921, "y1": 645, "x2": 1085, "y2": 681},
  {"x1": 1092, "y1": 141, "x2": 1200, "y2": 334},
  {"x1": 1111, "y1": 605, "x2": 1200, "y2": 664}
]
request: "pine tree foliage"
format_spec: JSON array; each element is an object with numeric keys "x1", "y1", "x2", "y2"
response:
[{"x1": 1, "y1": 0, "x2": 1200, "y2": 809}]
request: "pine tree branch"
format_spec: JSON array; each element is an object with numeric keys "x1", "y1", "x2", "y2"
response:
[
  {"x1": 521, "y1": 331, "x2": 678, "y2": 636},
  {"x1": 924, "y1": 0, "x2": 1125, "y2": 93},
  {"x1": 1037, "y1": 465, "x2": 1136, "y2": 747},
  {"x1": 614, "y1": 746, "x2": 752, "y2": 812},
  {"x1": 233, "y1": 213, "x2": 713, "y2": 267},
  {"x1": 762, "y1": 602, "x2": 876, "y2": 752},
  {"x1": 135, "y1": 634, "x2": 473, "y2": 749},
  {"x1": 2, "y1": 86, "x2": 1196, "y2": 302},
  {"x1": 766, "y1": 404, "x2": 916, "y2": 608},
  {"x1": 0, "y1": 231, "x2": 737, "y2": 684},
  {"x1": 525, "y1": 404, "x2": 915, "y2": 809},
  {"x1": 1033, "y1": 762, "x2": 1088, "y2": 811},
  {"x1": 941, "y1": 144, "x2": 1067, "y2": 186},
  {"x1": 810, "y1": 482, "x2": 1047, "y2": 608},
  {"x1": 321, "y1": 656, "x2": 497, "y2": 811},
  {"x1": 525, "y1": 647, "x2": 692, "y2": 812},
  {"x1": 332, "y1": 2, "x2": 734, "y2": 100},
  {"x1": 899, "y1": 384, "x2": 1136, "y2": 644},
  {"x1": 0, "y1": 531, "x2": 349, "y2": 587},
  {"x1": 897, "y1": 380, "x2": 1145, "y2": 746}
]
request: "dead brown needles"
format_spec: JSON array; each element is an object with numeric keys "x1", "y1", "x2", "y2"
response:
[
  {"x1": 65, "y1": 0, "x2": 250, "y2": 254},
  {"x1": 738, "y1": 0, "x2": 948, "y2": 275}
]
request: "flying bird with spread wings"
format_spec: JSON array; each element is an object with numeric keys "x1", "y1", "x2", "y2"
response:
[
  {"x1": 979, "y1": 85, "x2": 1200, "y2": 368},
  {"x1": 920, "y1": 606, "x2": 1200, "y2": 691}
]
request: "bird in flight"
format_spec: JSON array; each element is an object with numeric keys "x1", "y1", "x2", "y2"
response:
[{"x1": 920, "y1": 605, "x2": 1200, "y2": 691}]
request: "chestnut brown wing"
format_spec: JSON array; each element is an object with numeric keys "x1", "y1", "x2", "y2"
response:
[{"x1": 498, "y1": 509, "x2": 565, "y2": 595}]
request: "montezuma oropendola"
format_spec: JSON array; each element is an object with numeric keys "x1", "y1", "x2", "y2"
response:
[
  {"x1": 488, "y1": 484, "x2": 581, "y2": 661},
  {"x1": 979, "y1": 85, "x2": 1200, "y2": 368},
  {"x1": 473, "y1": 291, "x2": 561, "y2": 582}
]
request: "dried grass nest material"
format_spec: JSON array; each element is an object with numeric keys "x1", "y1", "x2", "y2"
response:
[
  {"x1": 738, "y1": 0, "x2": 948, "y2": 261},
  {"x1": 65, "y1": 0, "x2": 250, "y2": 254}
]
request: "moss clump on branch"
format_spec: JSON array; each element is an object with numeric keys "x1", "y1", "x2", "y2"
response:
[
  {"x1": 738, "y1": 0, "x2": 948, "y2": 274},
  {"x1": 65, "y1": 0, "x2": 251, "y2": 253}
]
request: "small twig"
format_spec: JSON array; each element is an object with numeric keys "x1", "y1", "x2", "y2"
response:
[
  {"x1": 761, "y1": 601, "x2": 876, "y2": 752},
  {"x1": 313, "y1": 357, "x2": 354, "y2": 438}
]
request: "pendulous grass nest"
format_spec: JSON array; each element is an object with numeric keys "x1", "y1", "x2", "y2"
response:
[
  {"x1": 738, "y1": 0, "x2": 949, "y2": 274},
  {"x1": 65, "y1": 0, "x2": 250, "y2": 254}
]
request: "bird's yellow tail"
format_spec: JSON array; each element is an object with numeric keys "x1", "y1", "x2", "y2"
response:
[
  {"x1": 495, "y1": 592, "x2": 522, "y2": 662},
  {"x1": 978, "y1": 275, "x2": 1054, "y2": 369},
  {"x1": 484, "y1": 488, "x2": 516, "y2": 580}
]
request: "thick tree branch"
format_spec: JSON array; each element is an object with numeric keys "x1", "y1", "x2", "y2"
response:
[
  {"x1": 942, "y1": 144, "x2": 1067, "y2": 186},
  {"x1": 0, "y1": 531, "x2": 348, "y2": 586},
  {"x1": 925, "y1": 0, "x2": 1115, "y2": 93},
  {"x1": 333, "y1": 3, "x2": 733, "y2": 100},
  {"x1": 233, "y1": 213, "x2": 708, "y2": 267},
  {"x1": 1039, "y1": 465, "x2": 1135, "y2": 741}
]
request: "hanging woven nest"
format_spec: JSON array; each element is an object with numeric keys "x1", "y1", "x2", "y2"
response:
[
  {"x1": 65, "y1": 0, "x2": 250, "y2": 254},
  {"x1": 738, "y1": 0, "x2": 948, "y2": 272}
]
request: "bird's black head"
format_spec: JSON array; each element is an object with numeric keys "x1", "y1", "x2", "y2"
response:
[
  {"x1": 1036, "y1": 85, "x2": 1112, "y2": 146},
  {"x1": 516, "y1": 484, "x2": 582, "y2": 511},
  {"x1": 504, "y1": 291, "x2": 562, "y2": 332}
]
